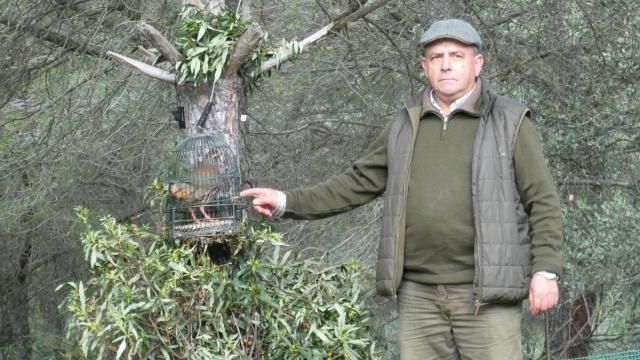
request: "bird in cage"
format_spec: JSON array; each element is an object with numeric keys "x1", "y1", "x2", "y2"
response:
[{"x1": 169, "y1": 151, "x2": 223, "y2": 223}]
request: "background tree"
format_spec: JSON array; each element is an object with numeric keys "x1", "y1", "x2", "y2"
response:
[{"x1": 0, "y1": 1, "x2": 180, "y2": 358}]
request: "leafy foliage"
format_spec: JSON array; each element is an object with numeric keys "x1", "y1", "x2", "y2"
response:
[
  {"x1": 174, "y1": 5, "x2": 302, "y2": 86},
  {"x1": 175, "y1": 7, "x2": 251, "y2": 85},
  {"x1": 59, "y1": 208, "x2": 381, "y2": 359},
  {"x1": 562, "y1": 191, "x2": 640, "y2": 347}
]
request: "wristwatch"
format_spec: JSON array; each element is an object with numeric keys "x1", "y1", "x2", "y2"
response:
[{"x1": 535, "y1": 271, "x2": 558, "y2": 281}]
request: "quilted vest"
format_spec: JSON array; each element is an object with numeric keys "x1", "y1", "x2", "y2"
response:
[{"x1": 377, "y1": 78, "x2": 532, "y2": 304}]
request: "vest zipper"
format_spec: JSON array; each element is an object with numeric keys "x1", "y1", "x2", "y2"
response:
[
  {"x1": 440, "y1": 115, "x2": 449, "y2": 140},
  {"x1": 472, "y1": 111, "x2": 488, "y2": 312}
]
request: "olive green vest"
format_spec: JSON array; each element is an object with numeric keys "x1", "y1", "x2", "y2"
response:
[{"x1": 377, "y1": 78, "x2": 532, "y2": 304}]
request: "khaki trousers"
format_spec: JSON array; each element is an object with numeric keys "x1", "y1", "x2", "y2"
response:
[{"x1": 397, "y1": 281, "x2": 523, "y2": 360}]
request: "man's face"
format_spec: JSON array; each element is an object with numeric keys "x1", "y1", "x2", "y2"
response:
[{"x1": 420, "y1": 39, "x2": 484, "y2": 104}]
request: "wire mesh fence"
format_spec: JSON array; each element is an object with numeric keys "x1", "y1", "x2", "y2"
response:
[{"x1": 569, "y1": 350, "x2": 640, "y2": 360}]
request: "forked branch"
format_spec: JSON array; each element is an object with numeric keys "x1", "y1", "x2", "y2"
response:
[
  {"x1": 137, "y1": 22, "x2": 182, "y2": 64},
  {"x1": 108, "y1": 0, "x2": 390, "y2": 83},
  {"x1": 106, "y1": 51, "x2": 176, "y2": 83},
  {"x1": 223, "y1": 25, "x2": 264, "y2": 77},
  {"x1": 257, "y1": 0, "x2": 391, "y2": 75}
]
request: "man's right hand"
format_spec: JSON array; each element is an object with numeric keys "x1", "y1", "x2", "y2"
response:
[{"x1": 239, "y1": 188, "x2": 281, "y2": 218}]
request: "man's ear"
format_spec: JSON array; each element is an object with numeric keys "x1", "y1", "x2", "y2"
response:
[
  {"x1": 474, "y1": 54, "x2": 484, "y2": 77},
  {"x1": 420, "y1": 57, "x2": 429, "y2": 76}
]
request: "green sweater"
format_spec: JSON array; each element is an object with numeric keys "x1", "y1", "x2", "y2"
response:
[
  {"x1": 284, "y1": 83, "x2": 563, "y2": 285},
  {"x1": 403, "y1": 85, "x2": 561, "y2": 284}
]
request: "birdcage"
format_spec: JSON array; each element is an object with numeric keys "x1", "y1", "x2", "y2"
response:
[{"x1": 166, "y1": 133, "x2": 244, "y2": 239}]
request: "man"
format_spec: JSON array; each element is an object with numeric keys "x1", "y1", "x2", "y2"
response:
[{"x1": 241, "y1": 18, "x2": 562, "y2": 360}]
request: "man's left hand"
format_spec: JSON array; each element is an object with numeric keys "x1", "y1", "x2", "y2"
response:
[{"x1": 528, "y1": 274, "x2": 559, "y2": 316}]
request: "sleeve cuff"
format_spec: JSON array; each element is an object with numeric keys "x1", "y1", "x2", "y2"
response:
[
  {"x1": 272, "y1": 190, "x2": 286, "y2": 218},
  {"x1": 534, "y1": 271, "x2": 558, "y2": 281}
]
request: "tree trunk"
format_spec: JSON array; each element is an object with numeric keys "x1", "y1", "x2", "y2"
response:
[
  {"x1": 106, "y1": 0, "x2": 388, "y2": 161},
  {"x1": 172, "y1": 0, "x2": 242, "y2": 162},
  {"x1": 180, "y1": 76, "x2": 243, "y2": 156},
  {"x1": 0, "y1": 257, "x2": 31, "y2": 360},
  {"x1": 0, "y1": 174, "x2": 33, "y2": 360}
]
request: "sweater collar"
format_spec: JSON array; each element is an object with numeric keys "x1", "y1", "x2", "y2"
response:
[
  {"x1": 403, "y1": 77, "x2": 497, "y2": 131},
  {"x1": 429, "y1": 83, "x2": 477, "y2": 114},
  {"x1": 404, "y1": 77, "x2": 497, "y2": 134},
  {"x1": 421, "y1": 78, "x2": 484, "y2": 118}
]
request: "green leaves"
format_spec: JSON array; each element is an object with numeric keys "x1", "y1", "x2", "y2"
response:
[
  {"x1": 173, "y1": 6, "x2": 306, "y2": 88},
  {"x1": 561, "y1": 190, "x2": 640, "y2": 348},
  {"x1": 60, "y1": 212, "x2": 382, "y2": 359},
  {"x1": 174, "y1": 8, "x2": 249, "y2": 86},
  {"x1": 272, "y1": 39, "x2": 304, "y2": 67}
]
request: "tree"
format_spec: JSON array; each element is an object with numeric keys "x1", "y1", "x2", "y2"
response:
[
  {"x1": 0, "y1": 1, "x2": 180, "y2": 357},
  {"x1": 106, "y1": 0, "x2": 391, "y2": 155},
  {"x1": 1, "y1": 0, "x2": 396, "y2": 357}
]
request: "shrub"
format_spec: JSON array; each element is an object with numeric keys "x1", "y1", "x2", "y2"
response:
[{"x1": 58, "y1": 208, "x2": 381, "y2": 359}]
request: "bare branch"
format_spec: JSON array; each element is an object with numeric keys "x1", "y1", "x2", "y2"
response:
[
  {"x1": 115, "y1": 206, "x2": 151, "y2": 224},
  {"x1": 137, "y1": 45, "x2": 156, "y2": 64},
  {"x1": 0, "y1": 14, "x2": 104, "y2": 58},
  {"x1": 248, "y1": 119, "x2": 383, "y2": 136},
  {"x1": 239, "y1": 0, "x2": 252, "y2": 18},
  {"x1": 257, "y1": 23, "x2": 331, "y2": 75},
  {"x1": 27, "y1": 251, "x2": 67, "y2": 273},
  {"x1": 486, "y1": 11, "x2": 526, "y2": 28},
  {"x1": 363, "y1": 18, "x2": 422, "y2": 87},
  {"x1": 106, "y1": 51, "x2": 176, "y2": 83},
  {"x1": 256, "y1": 0, "x2": 391, "y2": 75},
  {"x1": 223, "y1": 25, "x2": 264, "y2": 77},
  {"x1": 314, "y1": 0, "x2": 333, "y2": 19},
  {"x1": 137, "y1": 22, "x2": 182, "y2": 64},
  {"x1": 335, "y1": 0, "x2": 387, "y2": 30},
  {"x1": 574, "y1": 0, "x2": 608, "y2": 66},
  {"x1": 485, "y1": 50, "x2": 553, "y2": 80},
  {"x1": 184, "y1": 0, "x2": 222, "y2": 15},
  {"x1": 562, "y1": 178, "x2": 639, "y2": 190}
]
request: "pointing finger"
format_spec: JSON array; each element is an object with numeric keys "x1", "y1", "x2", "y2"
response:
[{"x1": 240, "y1": 188, "x2": 264, "y2": 198}]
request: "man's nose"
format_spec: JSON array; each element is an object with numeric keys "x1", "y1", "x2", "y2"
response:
[{"x1": 441, "y1": 55, "x2": 452, "y2": 70}]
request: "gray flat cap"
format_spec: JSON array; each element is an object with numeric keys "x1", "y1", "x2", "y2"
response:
[{"x1": 419, "y1": 19, "x2": 482, "y2": 48}]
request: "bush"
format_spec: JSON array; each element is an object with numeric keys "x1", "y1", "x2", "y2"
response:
[{"x1": 58, "y1": 208, "x2": 381, "y2": 359}]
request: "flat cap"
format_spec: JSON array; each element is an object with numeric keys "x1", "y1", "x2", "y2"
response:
[{"x1": 419, "y1": 19, "x2": 482, "y2": 48}]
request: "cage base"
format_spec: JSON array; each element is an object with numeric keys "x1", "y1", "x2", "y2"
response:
[{"x1": 172, "y1": 220, "x2": 237, "y2": 238}]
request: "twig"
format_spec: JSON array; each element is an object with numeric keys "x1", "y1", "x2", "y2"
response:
[
  {"x1": 232, "y1": 312, "x2": 247, "y2": 354},
  {"x1": 248, "y1": 119, "x2": 382, "y2": 135},
  {"x1": 561, "y1": 178, "x2": 639, "y2": 190},
  {"x1": 256, "y1": 0, "x2": 391, "y2": 75}
]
